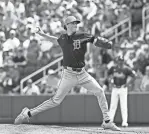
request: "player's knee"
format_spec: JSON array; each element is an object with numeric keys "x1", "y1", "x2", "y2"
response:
[
  {"x1": 52, "y1": 98, "x2": 62, "y2": 106},
  {"x1": 94, "y1": 87, "x2": 104, "y2": 96}
]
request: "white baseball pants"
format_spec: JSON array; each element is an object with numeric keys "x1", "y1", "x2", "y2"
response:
[
  {"x1": 30, "y1": 67, "x2": 110, "y2": 121},
  {"x1": 109, "y1": 86, "x2": 128, "y2": 125}
]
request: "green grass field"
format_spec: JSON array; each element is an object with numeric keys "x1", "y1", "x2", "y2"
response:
[{"x1": 0, "y1": 124, "x2": 149, "y2": 134}]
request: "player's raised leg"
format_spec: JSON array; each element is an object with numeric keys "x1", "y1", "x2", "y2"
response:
[
  {"x1": 14, "y1": 69, "x2": 77, "y2": 124},
  {"x1": 79, "y1": 70, "x2": 121, "y2": 131}
]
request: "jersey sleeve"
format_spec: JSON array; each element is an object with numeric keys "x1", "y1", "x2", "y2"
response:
[
  {"x1": 80, "y1": 33, "x2": 95, "y2": 44},
  {"x1": 83, "y1": 33, "x2": 95, "y2": 43},
  {"x1": 57, "y1": 34, "x2": 65, "y2": 47},
  {"x1": 57, "y1": 35, "x2": 62, "y2": 45}
]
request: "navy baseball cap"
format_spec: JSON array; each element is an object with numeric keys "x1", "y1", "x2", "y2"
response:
[
  {"x1": 64, "y1": 16, "x2": 80, "y2": 25},
  {"x1": 64, "y1": 16, "x2": 80, "y2": 30}
]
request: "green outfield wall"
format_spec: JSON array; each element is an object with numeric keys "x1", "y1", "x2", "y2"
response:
[{"x1": 0, "y1": 92, "x2": 149, "y2": 124}]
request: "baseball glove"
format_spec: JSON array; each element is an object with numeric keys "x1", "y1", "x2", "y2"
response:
[{"x1": 94, "y1": 37, "x2": 112, "y2": 49}]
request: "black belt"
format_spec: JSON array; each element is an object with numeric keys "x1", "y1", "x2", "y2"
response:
[
  {"x1": 64, "y1": 66, "x2": 83, "y2": 72},
  {"x1": 114, "y1": 85, "x2": 126, "y2": 88}
]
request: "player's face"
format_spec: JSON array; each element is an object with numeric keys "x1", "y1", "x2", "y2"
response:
[{"x1": 66, "y1": 21, "x2": 78, "y2": 32}]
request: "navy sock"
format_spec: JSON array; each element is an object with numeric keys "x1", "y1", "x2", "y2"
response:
[{"x1": 28, "y1": 111, "x2": 32, "y2": 117}]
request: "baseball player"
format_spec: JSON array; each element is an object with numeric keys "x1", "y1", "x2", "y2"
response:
[
  {"x1": 108, "y1": 56, "x2": 136, "y2": 127},
  {"x1": 14, "y1": 16, "x2": 120, "y2": 131}
]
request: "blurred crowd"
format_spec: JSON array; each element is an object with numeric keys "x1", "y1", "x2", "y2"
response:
[{"x1": 0, "y1": 0, "x2": 149, "y2": 94}]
